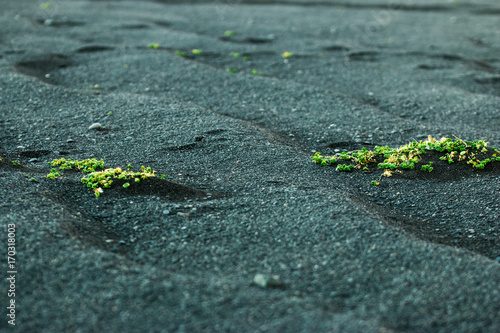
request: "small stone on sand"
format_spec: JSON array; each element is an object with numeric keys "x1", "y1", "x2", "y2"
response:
[
  {"x1": 89, "y1": 123, "x2": 102, "y2": 130},
  {"x1": 253, "y1": 274, "x2": 285, "y2": 289}
]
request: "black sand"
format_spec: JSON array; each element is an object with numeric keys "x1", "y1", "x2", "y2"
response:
[{"x1": 1, "y1": 0, "x2": 499, "y2": 331}]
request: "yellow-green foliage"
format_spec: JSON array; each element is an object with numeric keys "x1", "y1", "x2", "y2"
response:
[
  {"x1": 46, "y1": 159, "x2": 158, "y2": 197},
  {"x1": 312, "y1": 136, "x2": 500, "y2": 183},
  {"x1": 81, "y1": 166, "x2": 157, "y2": 197},
  {"x1": 48, "y1": 158, "x2": 104, "y2": 173}
]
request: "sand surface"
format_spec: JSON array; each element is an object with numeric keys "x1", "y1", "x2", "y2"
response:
[{"x1": 1, "y1": 0, "x2": 499, "y2": 331}]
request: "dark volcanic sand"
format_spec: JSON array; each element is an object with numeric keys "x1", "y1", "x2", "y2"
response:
[{"x1": 1, "y1": 0, "x2": 499, "y2": 332}]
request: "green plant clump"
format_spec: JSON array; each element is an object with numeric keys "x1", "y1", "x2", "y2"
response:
[
  {"x1": 81, "y1": 166, "x2": 157, "y2": 197},
  {"x1": 421, "y1": 162, "x2": 433, "y2": 173},
  {"x1": 25, "y1": 175, "x2": 37, "y2": 182},
  {"x1": 48, "y1": 158, "x2": 104, "y2": 173},
  {"x1": 312, "y1": 136, "x2": 500, "y2": 184},
  {"x1": 336, "y1": 164, "x2": 354, "y2": 172},
  {"x1": 45, "y1": 168, "x2": 62, "y2": 180},
  {"x1": 46, "y1": 157, "x2": 103, "y2": 180},
  {"x1": 45, "y1": 159, "x2": 159, "y2": 197}
]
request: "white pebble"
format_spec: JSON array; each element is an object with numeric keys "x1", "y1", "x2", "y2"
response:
[{"x1": 89, "y1": 123, "x2": 102, "y2": 130}]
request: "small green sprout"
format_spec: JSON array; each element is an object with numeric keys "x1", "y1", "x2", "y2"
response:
[
  {"x1": 108, "y1": 111, "x2": 113, "y2": 115},
  {"x1": 231, "y1": 52, "x2": 240, "y2": 58},
  {"x1": 282, "y1": 51, "x2": 293, "y2": 59},
  {"x1": 399, "y1": 160, "x2": 415, "y2": 169},
  {"x1": 339, "y1": 152, "x2": 352, "y2": 161},
  {"x1": 226, "y1": 68, "x2": 237, "y2": 73},
  {"x1": 312, "y1": 152, "x2": 323, "y2": 164},
  {"x1": 224, "y1": 30, "x2": 234, "y2": 37},
  {"x1": 11, "y1": 160, "x2": 21, "y2": 166},
  {"x1": 45, "y1": 168, "x2": 62, "y2": 179},
  {"x1": 371, "y1": 180, "x2": 380, "y2": 186},
  {"x1": 126, "y1": 164, "x2": 133, "y2": 170},
  {"x1": 336, "y1": 164, "x2": 353, "y2": 172},
  {"x1": 25, "y1": 175, "x2": 37, "y2": 182},
  {"x1": 421, "y1": 162, "x2": 433, "y2": 172},
  {"x1": 123, "y1": 183, "x2": 130, "y2": 188},
  {"x1": 243, "y1": 56, "x2": 250, "y2": 61},
  {"x1": 192, "y1": 49, "x2": 202, "y2": 55},
  {"x1": 40, "y1": 2, "x2": 52, "y2": 9},
  {"x1": 86, "y1": 84, "x2": 99, "y2": 89},
  {"x1": 161, "y1": 174, "x2": 166, "y2": 179},
  {"x1": 251, "y1": 70, "x2": 263, "y2": 75},
  {"x1": 175, "y1": 50, "x2": 186, "y2": 57},
  {"x1": 147, "y1": 43, "x2": 160, "y2": 49}
]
